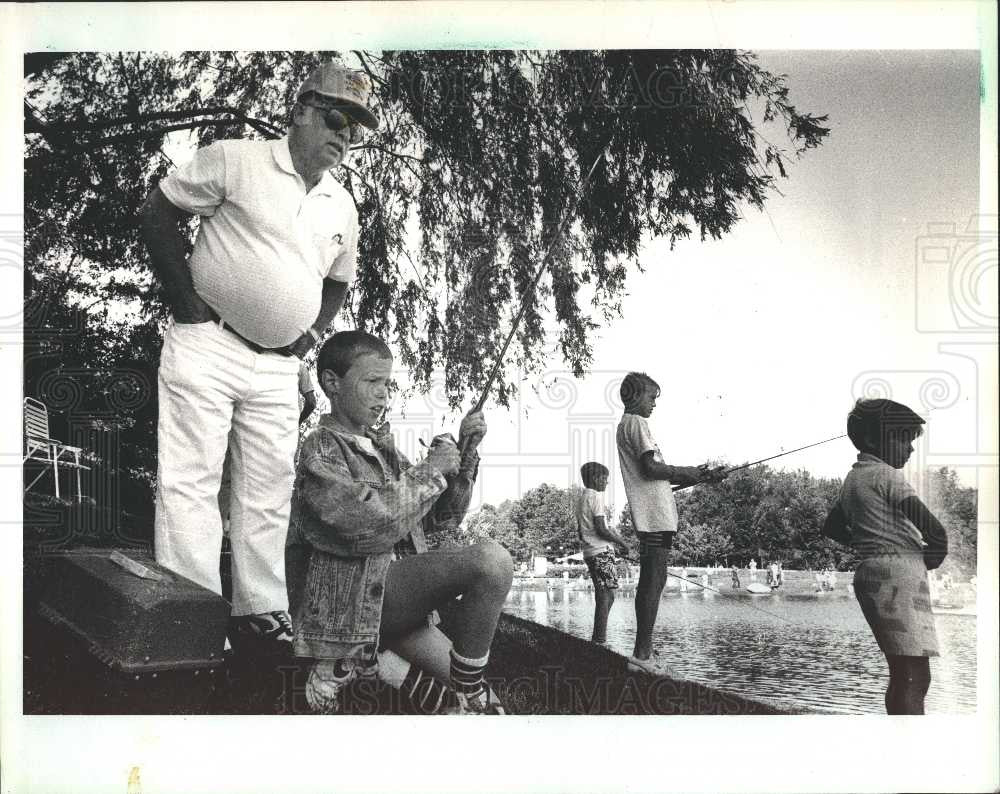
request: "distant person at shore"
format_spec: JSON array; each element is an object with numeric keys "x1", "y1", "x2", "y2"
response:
[
  {"x1": 575, "y1": 462, "x2": 630, "y2": 645},
  {"x1": 822, "y1": 398, "x2": 949, "y2": 715},
  {"x1": 285, "y1": 331, "x2": 512, "y2": 714},
  {"x1": 731, "y1": 566, "x2": 741, "y2": 590},
  {"x1": 748, "y1": 558, "x2": 757, "y2": 581},
  {"x1": 615, "y1": 371, "x2": 726, "y2": 675}
]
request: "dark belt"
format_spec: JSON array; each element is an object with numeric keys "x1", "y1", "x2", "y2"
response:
[{"x1": 208, "y1": 309, "x2": 295, "y2": 357}]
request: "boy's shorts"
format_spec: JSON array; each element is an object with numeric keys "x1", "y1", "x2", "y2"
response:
[
  {"x1": 638, "y1": 531, "x2": 675, "y2": 556},
  {"x1": 585, "y1": 550, "x2": 619, "y2": 590}
]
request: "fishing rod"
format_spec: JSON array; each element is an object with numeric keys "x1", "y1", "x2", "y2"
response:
[
  {"x1": 672, "y1": 433, "x2": 848, "y2": 493},
  {"x1": 471, "y1": 148, "x2": 609, "y2": 415}
]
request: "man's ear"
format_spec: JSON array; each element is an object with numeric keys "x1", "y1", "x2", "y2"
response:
[{"x1": 290, "y1": 101, "x2": 308, "y2": 127}]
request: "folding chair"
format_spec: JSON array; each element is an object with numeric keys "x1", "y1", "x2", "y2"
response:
[{"x1": 23, "y1": 396, "x2": 90, "y2": 500}]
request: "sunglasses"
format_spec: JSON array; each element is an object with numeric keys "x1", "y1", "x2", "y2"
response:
[{"x1": 305, "y1": 102, "x2": 365, "y2": 143}]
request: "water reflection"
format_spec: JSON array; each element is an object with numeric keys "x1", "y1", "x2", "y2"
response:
[{"x1": 504, "y1": 587, "x2": 977, "y2": 714}]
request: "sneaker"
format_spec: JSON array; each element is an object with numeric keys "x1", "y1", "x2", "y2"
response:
[
  {"x1": 304, "y1": 657, "x2": 377, "y2": 714},
  {"x1": 229, "y1": 610, "x2": 294, "y2": 655},
  {"x1": 444, "y1": 687, "x2": 506, "y2": 715},
  {"x1": 626, "y1": 654, "x2": 681, "y2": 679}
]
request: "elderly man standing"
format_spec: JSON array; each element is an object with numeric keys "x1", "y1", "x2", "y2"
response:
[{"x1": 140, "y1": 63, "x2": 378, "y2": 654}]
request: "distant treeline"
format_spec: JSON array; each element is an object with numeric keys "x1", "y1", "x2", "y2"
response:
[{"x1": 435, "y1": 465, "x2": 977, "y2": 575}]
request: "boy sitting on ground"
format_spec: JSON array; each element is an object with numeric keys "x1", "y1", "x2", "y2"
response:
[
  {"x1": 575, "y1": 462, "x2": 630, "y2": 645},
  {"x1": 285, "y1": 330, "x2": 513, "y2": 714}
]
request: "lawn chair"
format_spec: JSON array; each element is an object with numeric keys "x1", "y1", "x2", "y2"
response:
[{"x1": 23, "y1": 396, "x2": 90, "y2": 501}]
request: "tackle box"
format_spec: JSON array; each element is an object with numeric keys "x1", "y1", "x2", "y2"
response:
[{"x1": 37, "y1": 547, "x2": 229, "y2": 675}]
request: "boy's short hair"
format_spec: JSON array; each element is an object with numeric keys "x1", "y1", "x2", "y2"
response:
[
  {"x1": 620, "y1": 372, "x2": 659, "y2": 408},
  {"x1": 317, "y1": 330, "x2": 392, "y2": 378},
  {"x1": 580, "y1": 461, "x2": 609, "y2": 485},
  {"x1": 846, "y1": 398, "x2": 925, "y2": 452}
]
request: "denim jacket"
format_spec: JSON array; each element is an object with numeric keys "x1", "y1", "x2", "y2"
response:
[{"x1": 286, "y1": 415, "x2": 479, "y2": 660}]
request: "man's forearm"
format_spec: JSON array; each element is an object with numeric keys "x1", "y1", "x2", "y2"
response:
[
  {"x1": 140, "y1": 188, "x2": 207, "y2": 320},
  {"x1": 310, "y1": 279, "x2": 348, "y2": 337}
]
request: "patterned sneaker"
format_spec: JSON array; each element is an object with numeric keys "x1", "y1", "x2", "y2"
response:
[
  {"x1": 444, "y1": 687, "x2": 506, "y2": 715},
  {"x1": 229, "y1": 610, "x2": 294, "y2": 655},
  {"x1": 304, "y1": 657, "x2": 379, "y2": 714}
]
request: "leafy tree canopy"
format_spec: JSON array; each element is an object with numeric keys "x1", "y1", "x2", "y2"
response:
[
  {"x1": 23, "y1": 50, "x2": 828, "y2": 525},
  {"x1": 25, "y1": 49, "x2": 829, "y2": 409}
]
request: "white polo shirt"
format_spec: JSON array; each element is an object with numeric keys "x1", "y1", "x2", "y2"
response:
[
  {"x1": 616, "y1": 413, "x2": 679, "y2": 534},
  {"x1": 160, "y1": 136, "x2": 358, "y2": 348}
]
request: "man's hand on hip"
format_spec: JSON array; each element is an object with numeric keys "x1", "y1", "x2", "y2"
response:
[
  {"x1": 173, "y1": 292, "x2": 215, "y2": 324},
  {"x1": 286, "y1": 331, "x2": 317, "y2": 360}
]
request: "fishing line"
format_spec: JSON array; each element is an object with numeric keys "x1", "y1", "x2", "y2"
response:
[{"x1": 659, "y1": 569, "x2": 803, "y2": 626}]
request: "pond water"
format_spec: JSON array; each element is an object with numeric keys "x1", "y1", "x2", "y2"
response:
[{"x1": 503, "y1": 586, "x2": 977, "y2": 715}]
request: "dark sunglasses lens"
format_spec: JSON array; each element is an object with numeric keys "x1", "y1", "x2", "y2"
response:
[
  {"x1": 321, "y1": 108, "x2": 350, "y2": 131},
  {"x1": 321, "y1": 108, "x2": 364, "y2": 142}
]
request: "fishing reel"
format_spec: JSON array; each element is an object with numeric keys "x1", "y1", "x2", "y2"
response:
[
  {"x1": 698, "y1": 463, "x2": 729, "y2": 483},
  {"x1": 429, "y1": 432, "x2": 458, "y2": 449}
]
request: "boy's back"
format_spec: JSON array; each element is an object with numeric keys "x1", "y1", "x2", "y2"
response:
[
  {"x1": 839, "y1": 452, "x2": 924, "y2": 559},
  {"x1": 575, "y1": 486, "x2": 610, "y2": 558},
  {"x1": 616, "y1": 413, "x2": 678, "y2": 534}
]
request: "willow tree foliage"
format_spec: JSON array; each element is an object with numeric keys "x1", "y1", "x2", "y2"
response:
[
  {"x1": 25, "y1": 50, "x2": 828, "y2": 399},
  {"x1": 24, "y1": 50, "x2": 828, "y2": 524}
]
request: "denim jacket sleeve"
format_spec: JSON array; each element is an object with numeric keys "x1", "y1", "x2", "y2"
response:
[
  {"x1": 424, "y1": 448, "x2": 480, "y2": 534},
  {"x1": 298, "y1": 433, "x2": 448, "y2": 556}
]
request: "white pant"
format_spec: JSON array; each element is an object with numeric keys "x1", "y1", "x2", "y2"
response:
[{"x1": 154, "y1": 320, "x2": 300, "y2": 615}]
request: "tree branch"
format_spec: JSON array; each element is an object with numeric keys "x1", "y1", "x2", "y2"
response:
[
  {"x1": 353, "y1": 142, "x2": 423, "y2": 164},
  {"x1": 351, "y1": 50, "x2": 386, "y2": 87},
  {"x1": 25, "y1": 106, "x2": 283, "y2": 136},
  {"x1": 62, "y1": 119, "x2": 268, "y2": 153}
]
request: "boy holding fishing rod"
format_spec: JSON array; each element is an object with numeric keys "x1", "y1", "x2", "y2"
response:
[
  {"x1": 575, "y1": 462, "x2": 631, "y2": 645},
  {"x1": 616, "y1": 372, "x2": 726, "y2": 675},
  {"x1": 284, "y1": 330, "x2": 513, "y2": 714},
  {"x1": 821, "y1": 398, "x2": 948, "y2": 715}
]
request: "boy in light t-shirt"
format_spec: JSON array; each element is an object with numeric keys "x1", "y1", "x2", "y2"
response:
[
  {"x1": 575, "y1": 462, "x2": 630, "y2": 645},
  {"x1": 616, "y1": 371, "x2": 726, "y2": 675}
]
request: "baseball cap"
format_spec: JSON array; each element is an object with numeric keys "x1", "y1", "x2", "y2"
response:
[{"x1": 297, "y1": 63, "x2": 379, "y2": 130}]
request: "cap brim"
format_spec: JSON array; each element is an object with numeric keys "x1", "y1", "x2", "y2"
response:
[{"x1": 310, "y1": 93, "x2": 379, "y2": 129}]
